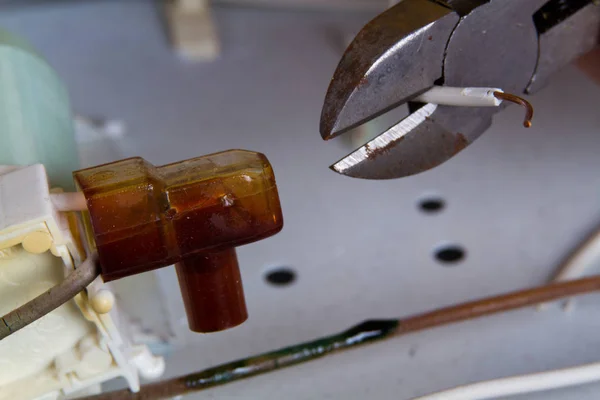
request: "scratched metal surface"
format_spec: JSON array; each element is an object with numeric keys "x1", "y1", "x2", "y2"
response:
[{"x1": 2, "y1": 1, "x2": 600, "y2": 399}]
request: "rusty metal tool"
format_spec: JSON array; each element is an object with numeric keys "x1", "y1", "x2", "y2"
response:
[{"x1": 320, "y1": 0, "x2": 600, "y2": 179}]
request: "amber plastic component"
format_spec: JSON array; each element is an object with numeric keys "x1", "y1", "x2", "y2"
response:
[
  {"x1": 176, "y1": 249, "x2": 247, "y2": 332},
  {"x1": 74, "y1": 150, "x2": 283, "y2": 332}
]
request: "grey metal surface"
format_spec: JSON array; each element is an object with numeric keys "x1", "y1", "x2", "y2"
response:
[
  {"x1": 2, "y1": 1, "x2": 600, "y2": 399},
  {"x1": 444, "y1": 0, "x2": 544, "y2": 92},
  {"x1": 528, "y1": 2, "x2": 600, "y2": 93},
  {"x1": 322, "y1": 0, "x2": 600, "y2": 180},
  {"x1": 445, "y1": 0, "x2": 486, "y2": 16},
  {"x1": 319, "y1": 0, "x2": 458, "y2": 139},
  {"x1": 330, "y1": 103, "x2": 463, "y2": 179}
]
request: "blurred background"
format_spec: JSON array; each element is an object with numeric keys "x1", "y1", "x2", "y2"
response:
[{"x1": 1, "y1": 0, "x2": 600, "y2": 398}]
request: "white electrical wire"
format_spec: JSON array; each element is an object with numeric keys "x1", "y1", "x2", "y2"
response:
[
  {"x1": 411, "y1": 361, "x2": 600, "y2": 400},
  {"x1": 50, "y1": 192, "x2": 88, "y2": 212},
  {"x1": 414, "y1": 86, "x2": 504, "y2": 107},
  {"x1": 553, "y1": 229, "x2": 600, "y2": 283},
  {"x1": 543, "y1": 227, "x2": 600, "y2": 311},
  {"x1": 413, "y1": 85, "x2": 534, "y2": 128}
]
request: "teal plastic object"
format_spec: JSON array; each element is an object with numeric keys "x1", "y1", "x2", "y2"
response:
[{"x1": 0, "y1": 29, "x2": 78, "y2": 190}]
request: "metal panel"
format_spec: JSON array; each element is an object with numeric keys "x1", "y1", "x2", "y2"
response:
[{"x1": 1, "y1": 2, "x2": 600, "y2": 399}]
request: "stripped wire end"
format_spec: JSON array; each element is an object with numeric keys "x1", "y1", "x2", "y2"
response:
[
  {"x1": 493, "y1": 91, "x2": 534, "y2": 128},
  {"x1": 413, "y1": 86, "x2": 534, "y2": 128}
]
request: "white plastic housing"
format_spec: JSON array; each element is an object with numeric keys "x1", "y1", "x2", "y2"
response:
[{"x1": 0, "y1": 164, "x2": 165, "y2": 400}]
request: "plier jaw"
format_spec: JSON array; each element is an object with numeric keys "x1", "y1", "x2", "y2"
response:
[
  {"x1": 320, "y1": 0, "x2": 600, "y2": 180},
  {"x1": 320, "y1": 0, "x2": 459, "y2": 141}
]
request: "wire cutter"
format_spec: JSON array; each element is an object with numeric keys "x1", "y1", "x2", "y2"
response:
[{"x1": 320, "y1": 0, "x2": 600, "y2": 179}]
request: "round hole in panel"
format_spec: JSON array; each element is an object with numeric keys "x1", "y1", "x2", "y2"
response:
[
  {"x1": 434, "y1": 244, "x2": 466, "y2": 265},
  {"x1": 265, "y1": 267, "x2": 297, "y2": 287},
  {"x1": 418, "y1": 196, "x2": 445, "y2": 214}
]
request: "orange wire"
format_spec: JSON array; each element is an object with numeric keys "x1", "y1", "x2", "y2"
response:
[{"x1": 494, "y1": 91, "x2": 534, "y2": 128}]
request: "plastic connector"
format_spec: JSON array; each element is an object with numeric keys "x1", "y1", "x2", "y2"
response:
[{"x1": 74, "y1": 150, "x2": 283, "y2": 332}]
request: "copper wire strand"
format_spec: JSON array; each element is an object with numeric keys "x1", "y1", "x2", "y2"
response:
[
  {"x1": 82, "y1": 276, "x2": 600, "y2": 400},
  {"x1": 493, "y1": 91, "x2": 534, "y2": 128}
]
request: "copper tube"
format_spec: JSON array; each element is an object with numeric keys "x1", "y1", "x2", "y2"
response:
[
  {"x1": 395, "y1": 276, "x2": 600, "y2": 334},
  {"x1": 82, "y1": 276, "x2": 600, "y2": 400},
  {"x1": 176, "y1": 249, "x2": 248, "y2": 333}
]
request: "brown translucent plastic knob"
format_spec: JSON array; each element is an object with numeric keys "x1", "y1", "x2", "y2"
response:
[
  {"x1": 74, "y1": 150, "x2": 283, "y2": 332},
  {"x1": 176, "y1": 249, "x2": 247, "y2": 332}
]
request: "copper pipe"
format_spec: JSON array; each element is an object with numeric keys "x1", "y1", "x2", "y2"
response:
[
  {"x1": 396, "y1": 276, "x2": 600, "y2": 334},
  {"x1": 83, "y1": 276, "x2": 600, "y2": 400}
]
